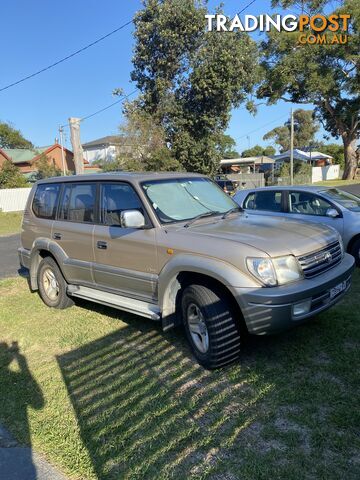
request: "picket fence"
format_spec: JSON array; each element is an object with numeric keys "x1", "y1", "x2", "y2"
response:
[{"x1": 0, "y1": 188, "x2": 32, "y2": 212}]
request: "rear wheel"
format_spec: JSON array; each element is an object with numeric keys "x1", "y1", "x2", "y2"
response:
[
  {"x1": 37, "y1": 257, "x2": 73, "y2": 309},
  {"x1": 181, "y1": 283, "x2": 241, "y2": 369},
  {"x1": 350, "y1": 238, "x2": 360, "y2": 267}
]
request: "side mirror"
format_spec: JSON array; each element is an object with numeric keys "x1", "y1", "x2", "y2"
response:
[
  {"x1": 120, "y1": 210, "x2": 145, "y2": 229},
  {"x1": 326, "y1": 208, "x2": 339, "y2": 218}
]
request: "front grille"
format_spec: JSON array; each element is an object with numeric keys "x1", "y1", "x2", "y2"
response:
[{"x1": 298, "y1": 241, "x2": 342, "y2": 279}]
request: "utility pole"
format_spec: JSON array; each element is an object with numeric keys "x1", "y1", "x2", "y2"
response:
[
  {"x1": 290, "y1": 108, "x2": 294, "y2": 185},
  {"x1": 58, "y1": 126, "x2": 67, "y2": 176},
  {"x1": 69, "y1": 117, "x2": 84, "y2": 175}
]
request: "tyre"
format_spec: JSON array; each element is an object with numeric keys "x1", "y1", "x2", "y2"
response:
[
  {"x1": 181, "y1": 283, "x2": 241, "y2": 369},
  {"x1": 37, "y1": 256, "x2": 74, "y2": 309},
  {"x1": 350, "y1": 238, "x2": 360, "y2": 267}
]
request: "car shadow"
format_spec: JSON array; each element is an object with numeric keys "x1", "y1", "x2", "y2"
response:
[{"x1": 56, "y1": 290, "x2": 328, "y2": 480}]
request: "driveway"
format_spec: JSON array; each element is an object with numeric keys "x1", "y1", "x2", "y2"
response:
[{"x1": 0, "y1": 234, "x2": 21, "y2": 279}]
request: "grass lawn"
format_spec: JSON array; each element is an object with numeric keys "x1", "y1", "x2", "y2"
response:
[
  {"x1": 0, "y1": 273, "x2": 359, "y2": 480},
  {"x1": 314, "y1": 179, "x2": 360, "y2": 187},
  {"x1": 0, "y1": 211, "x2": 23, "y2": 236}
]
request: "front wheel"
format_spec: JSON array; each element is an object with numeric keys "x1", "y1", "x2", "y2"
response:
[
  {"x1": 350, "y1": 238, "x2": 360, "y2": 267},
  {"x1": 181, "y1": 283, "x2": 241, "y2": 369}
]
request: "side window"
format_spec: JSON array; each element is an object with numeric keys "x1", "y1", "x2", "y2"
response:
[
  {"x1": 32, "y1": 184, "x2": 61, "y2": 219},
  {"x1": 59, "y1": 183, "x2": 96, "y2": 223},
  {"x1": 101, "y1": 183, "x2": 143, "y2": 226},
  {"x1": 288, "y1": 192, "x2": 332, "y2": 216},
  {"x1": 245, "y1": 191, "x2": 282, "y2": 212},
  {"x1": 244, "y1": 193, "x2": 255, "y2": 209}
]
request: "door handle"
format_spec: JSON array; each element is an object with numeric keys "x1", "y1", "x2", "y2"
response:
[
  {"x1": 53, "y1": 233, "x2": 62, "y2": 240},
  {"x1": 97, "y1": 241, "x2": 107, "y2": 250}
]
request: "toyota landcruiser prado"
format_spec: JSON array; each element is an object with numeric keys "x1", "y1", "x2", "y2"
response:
[{"x1": 19, "y1": 173, "x2": 355, "y2": 368}]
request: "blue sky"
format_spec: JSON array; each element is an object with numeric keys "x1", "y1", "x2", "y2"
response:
[{"x1": 1, "y1": 0, "x2": 339, "y2": 154}]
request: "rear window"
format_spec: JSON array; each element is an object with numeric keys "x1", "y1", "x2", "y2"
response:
[
  {"x1": 32, "y1": 184, "x2": 61, "y2": 219},
  {"x1": 244, "y1": 191, "x2": 282, "y2": 212}
]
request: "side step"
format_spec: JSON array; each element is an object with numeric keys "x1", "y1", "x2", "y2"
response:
[{"x1": 67, "y1": 285, "x2": 161, "y2": 321}]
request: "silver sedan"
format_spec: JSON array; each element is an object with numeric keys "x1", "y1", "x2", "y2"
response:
[{"x1": 234, "y1": 185, "x2": 360, "y2": 266}]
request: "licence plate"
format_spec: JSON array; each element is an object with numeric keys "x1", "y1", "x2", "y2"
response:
[{"x1": 330, "y1": 281, "x2": 347, "y2": 299}]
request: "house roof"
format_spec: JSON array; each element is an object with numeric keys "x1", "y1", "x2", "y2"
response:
[
  {"x1": 2, "y1": 147, "x2": 47, "y2": 164},
  {"x1": 82, "y1": 135, "x2": 123, "y2": 148},
  {"x1": 2, "y1": 144, "x2": 89, "y2": 165},
  {"x1": 274, "y1": 149, "x2": 333, "y2": 162},
  {"x1": 0, "y1": 148, "x2": 12, "y2": 161},
  {"x1": 220, "y1": 156, "x2": 275, "y2": 166}
]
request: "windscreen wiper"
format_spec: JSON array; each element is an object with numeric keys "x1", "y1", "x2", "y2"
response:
[
  {"x1": 184, "y1": 211, "x2": 220, "y2": 228},
  {"x1": 221, "y1": 206, "x2": 242, "y2": 219}
]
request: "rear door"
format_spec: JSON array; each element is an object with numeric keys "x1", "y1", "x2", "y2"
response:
[
  {"x1": 23, "y1": 183, "x2": 61, "y2": 250},
  {"x1": 286, "y1": 190, "x2": 344, "y2": 236},
  {"x1": 243, "y1": 190, "x2": 287, "y2": 218},
  {"x1": 52, "y1": 182, "x2": 97, "y2": 285},
  {"x1": 93, "y1": 182, "x2": 158, "y2": 301}
]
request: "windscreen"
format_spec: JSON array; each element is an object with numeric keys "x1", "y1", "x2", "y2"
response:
[
  {"x1": 142, "y1": 177, "x2": 236, "y2": 223},
  {"x1": 321, "y1": 188, "x2": 360, "y2": 212}
]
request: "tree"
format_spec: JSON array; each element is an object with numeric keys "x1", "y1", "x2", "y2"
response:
[
  {"x1": 0, "y1": 159, "x2": 29, "y2": 188},
  {"x1": 241, "y1": 144, "x2": 276, "y2": 157},
  {"x1": 318, "y1": 143, "x2": 345, "y2": 169},
  {"x1": 0, "y1": 122, "x2": 33, "y2": 149},
  {"x1": 278, "y1": 160, "x2": 312, "y2": 180},
  {"x1": 215, "y1": 134, "x2": 239, "y2": 159},
  {"x1": 117, "y1": 106, "x2": 181, "y2": 171},
  {"x1": 130, "y1": 0, "x2": 259, "y2": 174},
  {"x1": 33, "y1": 154, "x2": 61, "y2": 179},
  {"x1": 258, "y1": 0, "x2": 359, "y2": 179},
  {"x1": 263, "y1": 109, "x2": 319, "y2": 152}
]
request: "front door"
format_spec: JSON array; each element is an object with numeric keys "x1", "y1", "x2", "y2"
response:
[
  {"x1": 93, "y1": 182, "x2": 158, "y2": 302},
  {"x1": 286, "y1": 191, "x2": 344, "y2": 236}
]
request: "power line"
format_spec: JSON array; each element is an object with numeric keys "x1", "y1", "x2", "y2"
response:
[
  {"x1": 0, "y1": 19, "x2": 133, "y2": 93},
  {"x1": 238, "y1": 0, "x2": 257, "y2": 15},
  {"x1": 237, "y1": 114, "x2": 288, "y2": 140},
  {"x1": 60, "y1": 89, "x2": 138, "y2": 128}
]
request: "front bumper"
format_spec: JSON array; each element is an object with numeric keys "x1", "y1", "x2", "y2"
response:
[{"x1": 234, "y1": 253, "x2": 355, "y2": 335}]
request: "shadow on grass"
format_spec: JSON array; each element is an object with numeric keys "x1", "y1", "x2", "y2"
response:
[
  {"x1": 56, "y1": 298, "x2": 274, "y2": 479},
  {"x1": 0, "y1": 342, "x2": 44, "y2": 479},
  {"x1": 56, "y1": 274, "x2": 360, "y2": 480}
]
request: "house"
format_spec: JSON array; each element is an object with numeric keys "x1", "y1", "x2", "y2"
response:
[
  {"x1": 0, "y1": 143, "x2": 88, "y2": 179},
  {"x1": 220, "y1": 156, "x2": 275, "y2": 174},
  {"x1": 273, "y1": 149, "x2": 333, "y2": 169},
  {"x1": 82, "y1": 135, "x2": 138, "y2": 164}
]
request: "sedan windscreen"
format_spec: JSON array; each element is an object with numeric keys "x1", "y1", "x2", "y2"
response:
[{"x1": 321, "y1": 189, "x2": 360, "y2": 212}]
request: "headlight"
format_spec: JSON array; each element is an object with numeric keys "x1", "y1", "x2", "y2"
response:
[
  {"x1": 246, "y1": 258, "x2": 277, "y2": 286},
  {"x1": 247, "y1": 255, "x2": 303, "y2": 287},
  {"x1": 272, "y1": 255, "x2": 303, "y2": 285}
]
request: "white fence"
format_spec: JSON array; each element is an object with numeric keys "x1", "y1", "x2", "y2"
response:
[
  {"x1": 311, "y1": 165, "x2": 340, "y2": 183},
  {"x1": 0, "y1": 188, "x2": 32, "y2": 212}
]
